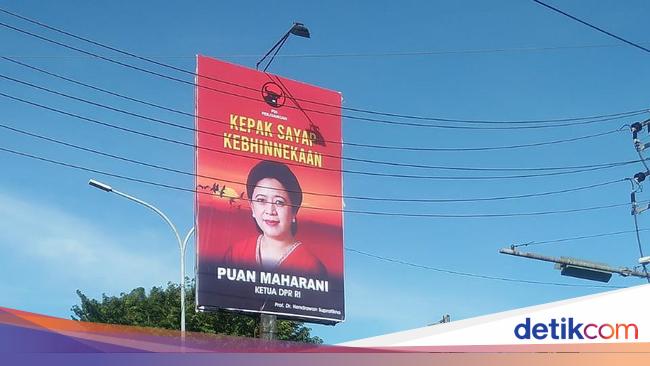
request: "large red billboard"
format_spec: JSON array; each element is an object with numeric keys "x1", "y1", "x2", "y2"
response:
[{"x1": 195, "y1": 56, "x2": 344, "y2": 324}]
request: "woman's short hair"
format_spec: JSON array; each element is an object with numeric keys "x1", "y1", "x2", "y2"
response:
[{"x1": 246, "y1": 160, "x2": 303, "y2": 234}]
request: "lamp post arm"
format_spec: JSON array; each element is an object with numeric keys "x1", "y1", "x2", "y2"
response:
[
  {"x1": 256, "y1": 29, "x2": 291, "y2": 70},
  {"x1": 111, "y1": 189, "x2": 182, "y2": 244},
  {"x1": 262, "y1": 33, "x2": 290, "y2": 72}
]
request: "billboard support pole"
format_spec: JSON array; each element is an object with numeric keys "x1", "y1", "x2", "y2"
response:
[{"x1": 260, "y1": 314, "x2": 277, "y2": 340}]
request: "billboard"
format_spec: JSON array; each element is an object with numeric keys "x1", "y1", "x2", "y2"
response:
[{"x1": 195, "y1": 55, "x2": 344, "y2": 324}]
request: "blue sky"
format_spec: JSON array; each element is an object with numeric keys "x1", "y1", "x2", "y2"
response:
[{"x1": 1, "y1": 0, "x2": 650, "y2": 344}]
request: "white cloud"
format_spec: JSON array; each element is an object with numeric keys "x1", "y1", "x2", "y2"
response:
[{"x1": 0, "y1": 191, "x2": 180, "y2": 315}]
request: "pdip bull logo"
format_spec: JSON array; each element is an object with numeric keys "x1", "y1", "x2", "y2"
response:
[{"x1": 261, "y1": 82, "x2": 285, "y2": 108}]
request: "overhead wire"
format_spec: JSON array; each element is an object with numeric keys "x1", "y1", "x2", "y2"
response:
[
  {"x1": 532, "y1": 0, "x2": 650, "y2": 55},
  {"x1": 0, "y1": 126, "x2": 638, "y2": 290},
  {"x1": 0, "y1": 90, "x2": 642, "y2": 180},
  {"x1": 345, "y1": 248, "x2": 622, "y2": 288},
  {"x1": 0, "y1": 10, "x2": 647, "y2": 129},
  {"x1": 0, "y1": 57, "x2": 632, "y2": 154},
  {"x1": 0, "y1": 5, "x2": 644, "y2": 287},
  {"x1": 0, "y1": 43, "x2": 640, "y2": 59},
  {"x1": 514, "y1": 228, "x2": 650, "y2": 248},
  {"x1": 0, "y1": 71, "x2": 644, "y2": 175},
  {"x1": 0, "y1": 5, "x2": 647, "y2": 126},
  {"x1": 216, "y1": 43, "x2": 647, "y2": 58},
  {"x1": 3, "y1": 10, "x2": 645, "y2": 209},
  {"x1": 0, "y1": 124, "x2": 626, "y2": 289},
  {"x1": 0, "y1": 7, "x2": 642, "y2": 290},
  {"x1": 0, "y1": 122, "x2": 629, "y2": 203},
  {"x1": 0, "y1": 143, "x2": 640, "y2": 218},
  {"x1": 0, "y1": 141, "x2": 629, "y2": 288},
  {"x1": 3, "y1": 42, "x2": 650, "y2": 59}
]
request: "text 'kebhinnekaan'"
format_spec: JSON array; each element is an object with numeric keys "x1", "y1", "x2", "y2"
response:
[{"x1": 223, "y1": 113, "x2": 323, "y2": 167}]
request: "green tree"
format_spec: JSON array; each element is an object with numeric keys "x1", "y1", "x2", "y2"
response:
[{"x1": 71, "y1": 281, "x2": 322, "y2": 344}]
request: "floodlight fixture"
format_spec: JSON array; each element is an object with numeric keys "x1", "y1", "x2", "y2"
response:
[{"x1": 289, "y1": 22, "x2": 310, "y2": 38}]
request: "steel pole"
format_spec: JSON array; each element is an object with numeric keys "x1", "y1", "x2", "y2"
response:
[
  {"x1": 500, "y1": 247, "x2": 650, "y2": 279},
  {"x1": 180, "y1": 226, "x2": 195, "y2": 334},
  {"x1": 260, "y1": 314, "x2": 277, "y2": 340}
]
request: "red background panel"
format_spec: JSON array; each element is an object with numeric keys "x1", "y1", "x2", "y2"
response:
[{"x1": 195, "y1": 55, "x2": 344, "y2": 286}]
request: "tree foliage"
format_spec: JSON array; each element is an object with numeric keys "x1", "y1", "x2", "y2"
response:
[{"x1": 71, "y1": 281, "x2": 322, "y2": 344}]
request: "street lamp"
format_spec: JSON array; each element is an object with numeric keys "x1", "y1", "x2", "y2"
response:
[{"x1": 88, "y1": 179, "x2": 194, "y2": 333}]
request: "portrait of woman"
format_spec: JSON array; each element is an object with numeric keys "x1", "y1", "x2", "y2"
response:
[{"x1": 224, "y1": 160, "x2": 327, "y2": 276}]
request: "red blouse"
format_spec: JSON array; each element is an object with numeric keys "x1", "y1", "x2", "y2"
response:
[{"x1": 224, "y1": 235, "x2": 327, "y2": 277}]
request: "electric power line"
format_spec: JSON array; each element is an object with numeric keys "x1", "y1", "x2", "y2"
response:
[
  {"x1": 0, "y1": 122, "x2": 628, "y2": 203},
  {"x1": 0, "y1": 75, "x2": 632, "y2": 172},
  {"x1": 0, "y1": 142, "x2": 628, "y2": 288},
  {"x1": 0, "y1": 92, "x2": 638, "y2": 180},
  {"x1": 532, "y1": 0, "x2": 650, "y2": 55},
  {"x1": 3, "y1": 43, "x2": 645, "y2": 58},
  {"x1": 0, "y1": 90, "x2": 642, "y2": 180},
  {"x1": 0, "y1": 10, "x2": 647, "y2": 129},
  {"x1": 1, "y1": 119, "x2": 628, "y2": 288},
  {"x1": 0, "y1": 6, "x2": 640, "y2": 292},
  {"x1": 11, "y1": 73, "x2": 601, "y2": 175},
  {"x1": 219, "y1": 42, "x2": 646, "y2": 58},
  {"x1": 345, "y1": 248, "x2": 622, "y2": 288},
  {"x1": 0, "y1": 126, "x2": 638, "y2": 289},
  {"x1": 0, "y1": 144, "x2": 640, "y2": 218},
  {"x1": 514, "y1": 228, "x2": 650, "y2": 248},
  {"x1": 0, "y1": 58, "x2": 631, "y2": 155}
]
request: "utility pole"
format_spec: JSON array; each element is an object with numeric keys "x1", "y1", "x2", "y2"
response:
[{"x1": 629, "y1": 121, "x2": 650, "y2": 282}]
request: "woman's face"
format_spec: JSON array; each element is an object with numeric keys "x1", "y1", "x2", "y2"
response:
[{"x1": 250, "y1": 178, "x2": 295, "y2": 241}]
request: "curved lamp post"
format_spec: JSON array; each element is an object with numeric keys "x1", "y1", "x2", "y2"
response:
[{"x1": 88, "y1": 179, "x2": 194, "y2": 333}]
